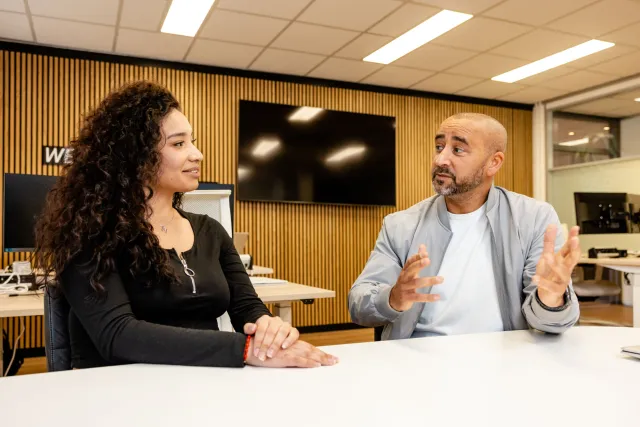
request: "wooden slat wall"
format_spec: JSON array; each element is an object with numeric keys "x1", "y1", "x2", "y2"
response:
[{"x1": 0, "y1": 49, "x2": 532, "y2": 349}]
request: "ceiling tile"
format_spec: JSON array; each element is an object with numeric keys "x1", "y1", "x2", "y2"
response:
[
  {"x1": 541, "y1": 70, "x2": 620, "y2": 92},
  {"x1": 119, "y1": 0, "x2": 167, "y2": 32},
  {"x1": 0, "y1": 0, "x2": 25, "y2": 13},
  {"x1": 368, "y1": 3, "x2": 440, "y2": 37},
  {"x1": 393, "y1": 44, "x2": 476, "y2": 71},
  {"x1": 434, "y1": 17, "x2": 531, "y2": 52},
  {"x1": 0, "y1": 11, "x2": 33, "y2": 42},
  {"x1": 28, "y1": 0, "x2": 119, "y2": 25},
  {"x1": 490, "y1": 29, "x2": 588, "y2": 61},
  {"x1": 613, "y1": 88, "x2": 640, "y2": 100},
  {"x1": 250, "y1": 48, "x2": 326, "y2": 75},
  {"x1": 199, "y1": 10, "x2": 288, "y2": 46},
  {"x1": 186, "y1": 39, "x2": 262, "y2": 68},
  {"x1": 455, "y1": 80, "x2": 525, "y2": 99},
  {"x1": 602, "y1": 22, "x2": 640, "y2": 48},
  {"x1": 33, "y1": 16, "x2": 114, "y2": 51},
  {"x1": 411, "y1": 73, "x2": 482, "y2": 93},
  {"x1": 446, "y1": 54, "x2": 528, "y2": 78},
  {"x1": 215, "y1": 0, "x2": 312, "y2": 20},
  {"x1": 498, "y1": 87, "x2": 566, "y2": 103},
  {"x1": 307, "y1": 58, "x2": 382, "y2": 82},
  {"x1": 361, "y1": 66, "x2": 434, "y2": 88},
  {"x1": 483, "y1": 0, "x2": 596, "y2": 26},
  {"x1": 116, "y1": 28, "x2": 192, "y2": 62},
  {"x1": 334, "y1": 33, "x2": 393, "y2": 60},
  {"x1": 270, "y1": 22, "x2": 359, "y2": 55},
  {"x1": 411, "y1": 0, "x2": 503, "y2": 14},
  {"x1": 546, "y1": 0, "x2": 640, "y2": 37},
  {"x1": 608, "y1": 104, "x2": 640, "y2": 117},
  {"x1": 590, "y1": 51, "x2": 640, "y2": 76},
  {"x1": 566, "y1": 44, "x2": 637, "y2": 69},
  {"x1": 570, "y1": 98, "x2": 637, "y2": 114},
  {"x1": 298, "y1": 0, "x2": 401, "y2": 31}
]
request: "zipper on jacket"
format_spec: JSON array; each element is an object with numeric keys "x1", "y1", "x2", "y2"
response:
[{"x1": 177, "y1": 251, "x2": 196, "y2": 294}]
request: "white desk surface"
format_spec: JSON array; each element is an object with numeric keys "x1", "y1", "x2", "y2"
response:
[
  {"x1": 0, "y1": 283, "x2": 335, "y2": 318},
  {"x1": 579, "y1": 256, "x2": 640, "y2": 268},
  {"x1": 1, "y1": 327, "x2": 639, "y2": 426}
]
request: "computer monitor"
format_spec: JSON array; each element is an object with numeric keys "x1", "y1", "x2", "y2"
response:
[
  {"x1": 574, "y1": 192, "x2": 640, "y2": 234},
  {"x1": 3, "y1": 173, "x2": 58, "y2": 252}
]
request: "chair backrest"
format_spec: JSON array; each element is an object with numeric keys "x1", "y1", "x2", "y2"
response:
[{"x1": 43, "y1": 286, "x2": 72, "y2": 372}]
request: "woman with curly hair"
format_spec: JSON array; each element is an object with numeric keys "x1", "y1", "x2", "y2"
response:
[{"x1": 34, "y1": 81, "x2": 337, "y2": 369}]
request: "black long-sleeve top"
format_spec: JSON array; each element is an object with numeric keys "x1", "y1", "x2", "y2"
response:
[{"x1": 59, "y1": 210, "x2": 271, "y2": 369}]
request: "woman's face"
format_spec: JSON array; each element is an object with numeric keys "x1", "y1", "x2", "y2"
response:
[{"x1": 155, "y1": 109, "x2": 203, "y2": 194}]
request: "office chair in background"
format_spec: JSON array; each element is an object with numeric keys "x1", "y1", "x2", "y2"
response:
[{"x1": 43, "y1": 286, "x2": 72, "y2": 372}]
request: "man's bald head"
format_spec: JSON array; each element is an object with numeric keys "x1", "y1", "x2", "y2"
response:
[
  {"x1": 432, "y1": 113, "x2": 507, "y2": 198},
  {"x1": 443, "y1": 113, "x2": 507, "y2": 154}
]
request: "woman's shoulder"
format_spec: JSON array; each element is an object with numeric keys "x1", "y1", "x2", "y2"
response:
[{"x1": 178, "y1": 209, "x2": 226, "y2": 236}]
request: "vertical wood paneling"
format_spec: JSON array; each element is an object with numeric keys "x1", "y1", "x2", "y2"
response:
[{"x1": 0, "y1": 49, "x2": 532, "y2": 349}]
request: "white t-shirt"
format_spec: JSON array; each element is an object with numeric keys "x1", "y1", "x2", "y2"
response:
[{"x1": 412, "y1": 203, "x2": 504, "y2": 338}]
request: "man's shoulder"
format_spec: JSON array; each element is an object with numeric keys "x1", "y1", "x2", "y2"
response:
[
  {"x1": 497, "y1": 187, "x2": 557, "y2": 219},
  {"x1": 382, "y1": 195, "x2": 438, "y2": 232}
]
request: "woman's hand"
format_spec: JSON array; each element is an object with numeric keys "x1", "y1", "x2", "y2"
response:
[
  {"x1": 244, "y1": 315, "x2": 299, "y2": 361},
  {"x1": 245, "y1": 339, "x2": 339, "y2": 368}
]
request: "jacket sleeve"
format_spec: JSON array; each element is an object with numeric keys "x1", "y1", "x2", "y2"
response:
[
  {"x1": 213, "y1": 220, "x2": 272, "y2": 331},
  {"x1": 60, "y1": 259, "x2": 249, "y2": 368},
  {"x1": 521, "y1": 204, "x2": 580, "y2": 334},
  {"x1": 348, "y1": 218, "x2": 404, "y2": 327}
]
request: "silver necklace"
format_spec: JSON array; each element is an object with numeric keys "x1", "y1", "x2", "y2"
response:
[{"x1": 159, "y1": 209, "x2": 176, "y2": 234}]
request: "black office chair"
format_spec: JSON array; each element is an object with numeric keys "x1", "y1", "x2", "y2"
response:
[{"x1": 43, "y1": 286, "x2": 72, "y2": 372}]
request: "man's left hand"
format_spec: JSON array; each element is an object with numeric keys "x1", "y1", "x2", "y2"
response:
[
  {"x1": 533, "y1": 224, "x2": 581, "y2": 308},
  {"x1": 244, "y1": 315, "x2": 299, "y2": 361}
]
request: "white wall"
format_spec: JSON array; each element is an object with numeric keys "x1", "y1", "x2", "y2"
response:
[
  {"x1": 621, "y1": 115, "x2": 640, "y2": 157},
  {"x1": 548, "y1": 156, "x2": 640, "y2": 252}
]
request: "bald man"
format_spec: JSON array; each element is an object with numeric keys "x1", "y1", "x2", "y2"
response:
[{"x1": 349, "y1": 113, "x2": 581, "y2": 340}]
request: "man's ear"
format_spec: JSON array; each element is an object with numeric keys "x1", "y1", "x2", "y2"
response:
[{"x1": 486, "y1": 151, "x2": 505, "y2": 178}]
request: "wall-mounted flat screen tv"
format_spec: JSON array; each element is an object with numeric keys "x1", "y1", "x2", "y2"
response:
[{"x1": 237, "y1": 101, "x2": 396, "y2": 206}]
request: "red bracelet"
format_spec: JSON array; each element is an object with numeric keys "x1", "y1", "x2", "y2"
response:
[{"x1": 243, "y1": 335, "x2": 252, "y2": 362}]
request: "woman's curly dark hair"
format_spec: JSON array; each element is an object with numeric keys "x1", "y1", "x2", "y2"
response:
[{"x1": 35, "y1": 80, "x2": 184, "y2": 292}]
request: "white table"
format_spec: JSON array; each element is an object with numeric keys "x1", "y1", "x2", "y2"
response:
[
  {"x1": 579, "y1": 257, "x2": 640, "y2": 327},
  {"x1": 1, "y1": 327, "x2": 639, "y2": 426},
  {"x1": 0, "y1": 283, "x2": 335, "y2": 376}
]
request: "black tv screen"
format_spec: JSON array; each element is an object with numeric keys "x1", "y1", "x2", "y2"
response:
[
  {"x1": 237, "y1": 101, "x2": 396, "y2": 206},
  {"x1": 3, "y1": 173, "x2": 58, "y2": 252}
]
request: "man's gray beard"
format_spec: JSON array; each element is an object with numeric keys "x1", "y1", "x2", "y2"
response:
[{"x1": 433, "y1": 165, "x2": 485, "y2": 197}]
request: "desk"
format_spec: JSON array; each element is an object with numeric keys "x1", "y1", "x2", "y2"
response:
[
  {"x1": 1, "y1": 327, "x2": 640, "y2": 426},
  {"x1": 579, "y1": 257, "x2": 640, "y2": 327},
  {"x1": 0, "y1": 283, "x2": 335, "y2": 376},
  {"x1": 246, "y1": 265, "x2": 274, "y2": 276}
]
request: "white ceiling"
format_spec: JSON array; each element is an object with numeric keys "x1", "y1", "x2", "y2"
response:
[{"x1": 2, "y1": 0, "x2": 640, "y2": 105}]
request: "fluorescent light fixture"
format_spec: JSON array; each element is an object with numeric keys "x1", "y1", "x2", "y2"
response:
[
  {"x1": 635, "y1": 98, "x2": 640, "y2": 102},
  {"x1": 363, "y1": 10, "x2": 473, "y2": 64},
  {"x1": 161, "y1": 0, "x2": 216, "y2": 37},
  {"x1": 604, "y1": 126, "x2": 610, "y2": 131},
  {"x1": 568, "y1": 131, "x2": 575, "y2": 136},
  {"x1": 492, "y1": 40, "x2": 615, "y2": 83},
  {"x1": 326, "y1": 145, "x2": 366, "y2": 164},
  {"x1": 559, "y1": 137, "x2": 589, "y2": 147},
  {"x1": 252, "y1": 138, "x2": 280, "y2": 158},
  {"x1": 289, "y1": 107, "x2": 324, "y2": 122}
]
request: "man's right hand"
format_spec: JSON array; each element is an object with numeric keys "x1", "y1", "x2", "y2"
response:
[{"x1": 389, "y1": 244, "x2": 444, "y2": 312}]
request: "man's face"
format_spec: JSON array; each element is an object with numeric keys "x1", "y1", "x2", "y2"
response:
[{"x1": 432, "y1": 118, "x2": 491, "y2": 197}]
